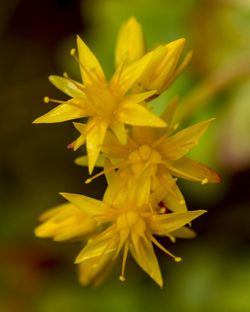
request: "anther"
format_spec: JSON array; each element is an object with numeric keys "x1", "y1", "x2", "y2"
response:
[
  {"x1": 174, "y1": 257, "x2": 182, "y2": 263},
  {"x1": 201, "y1": 178, "x2": 208, "y2": 185},
  {"x1": 85, "y1": 178, "x2": 92, "y2": 184},
  {"x1": 119, "y1": 276, "x2": 126, "y2": 282},
  {"x1": 70, "y1": 48, "x2": 76, "y2": 56},
  {"x1": 43, "y1": 97, "x2": 64, "y2": 104},
  {"x1": 44, "y1": 96, "x2": 50, "y2": 103}
]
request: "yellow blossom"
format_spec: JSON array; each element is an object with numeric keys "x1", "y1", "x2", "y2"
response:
[
  {"x1": 78, "y1": 98, "x2": 220, "y2": 211},
  {"x1": 60, "y1": 174, "x2": 206, "y2": 287},
  {"x1": 34, "y1": 203, "x2": 97, "y2": 242},
  {"x1": 115, "y1": 17, "x2": 192, "y2": 94},
  {"x1": 33, "y1": 34, "x2": 167, "y2": 174}
]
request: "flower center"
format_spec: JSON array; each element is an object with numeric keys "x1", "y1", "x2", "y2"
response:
[
  {"x1": 116, "y1": 210, "x2": 146, "y2": 233},
  {"x1": 128, "y1": 144, "x2": 162, "y2": 174}
]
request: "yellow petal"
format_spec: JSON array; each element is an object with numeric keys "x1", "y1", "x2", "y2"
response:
[
  {"x1": 33, "y1": 99, "x2": 91, "y2": 123},
  {"x1": 72, "y1": 122, "x2": 87, "y2": 150},
  {"x1": 76, "y1": 35, "x2": 105, "y2": 85},
  {"x1": 49, "y1": 75, "x2": 84, "y2": 98},
  {"x1": 160, "y1": 96, "x2": 179, "y2": 135},
  {"x1": 86, "y1": 118, "x2": 109, "y2": 174},
  {"x1": 170, "y1": 226, "x2": 196, "y2": 239},
  {"x1": 115, "y1": 17, "x2": 145, "y2": 68},
  {"x1": 117, "y1": 100, "x2": 167, "y2": 128},
  {"x1": 130, "y1": 236, "x2": 163, "y2": 287},
  {"x1": 127, "y1": 90, "x2": 157, "y2": 104},
  {"x1": 111, "y1": 51, "x2": 151, "y2": 95},
  {"x1": 161, "y1": 119, "x2": 214, "y2": 160},
  {"x1": 110, "y1": 121, "x2": 127, "y2": 145},
  {"x1": 75, "y1": 154, "x2": 105, "y2": 168},
  {"x1": 75, "y1": 227, "x2": 118, "y2": 263},
  {"x1": 60, "y1": 192, "x2": 109, "y2": 217},
  {"x1": 78, "y1": 252, "x2": 114, "y2": 287},
  {"x1": 165, "y1": 50, "x2": 193, "y2": 89},
  {"x1": 170, "y1": 157, "x2": 221, "y2": 184},
  {"x1": 34, "y1": 203, "x2": 97, "y2": 241},
  {"x1": 150, "y1": 210, "x2": 206, "y2": 236}
]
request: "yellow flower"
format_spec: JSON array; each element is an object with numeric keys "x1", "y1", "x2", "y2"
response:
[
  {"x1": 80, "y1": 98, "x2": 220, "y2": 210},
  {"x1": 60, "y1": 174, "x2": 206, "y2": 287},
  {"x1": 34, "y1": 203, "x2": 97, "y2": 242},
  {"x1": 33, "y1": 32, "x2": 168, "y2": 174},
  {"x1": 115, "y1": 17, "x2": 192, "y2": 94}
]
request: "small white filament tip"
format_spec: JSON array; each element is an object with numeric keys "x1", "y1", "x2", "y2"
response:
[
  {"x1": 70, "y1": 48, "x2": 76, "y2": 56},
  {"x1": 44, "y1": 96, "x2": 50, "y2": 103},
  {"x1": 85, "y1": 178, "x2": 92, "y2": 184},
  {"x1": 201, "y1": 178, "x2": 208, "y2": 185}
]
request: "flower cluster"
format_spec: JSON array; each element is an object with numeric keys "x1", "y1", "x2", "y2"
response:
[{"x1": 34, "y1": 17, "x2": 220, "y2": 287}]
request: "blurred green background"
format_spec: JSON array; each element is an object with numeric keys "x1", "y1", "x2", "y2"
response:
[{"x1": 0, "y1": 0, "x2": 250, "y2": 311}]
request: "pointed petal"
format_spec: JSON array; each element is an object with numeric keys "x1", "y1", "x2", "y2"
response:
[
  {"x1": 170, "y1": 226, "x2": 196, "y2": 239},
  {"x1": 170, "y1": 157, "x2": 221, "y2": 184},
  {"x1": 76, "y1": 35, "x2": 105, "y2": 85},
  {"x1": 164, "y1": 181, "x2": 187, "y2": 212},
  {"x1": 86, "y1": 118, "x2": 109, "y2": 174},
  {"x1": 33, "y1": 99, "x2": 91, "y2": 123},
  {"x1": 160, "y1": 96, "x2": 180, "y2": 135},
  {"x1": 150, "y1": 210, "x2": 206, "y2": 236},
  {"x1": 127, "y1": 90, "x2": 157, "y2": 104},
  {"x1": 110, "y1": 121, "x2": 127, "y2": 145},
  {"x1": 75, "y1": 227, "x2": 118, "y2": 263},
  {"x1": 103, "y1": 162, "x2": 125, "y2": 204},
  {"x1": 161, "y1": 119, "x2": 214, "y2": 160},
  {"x1": 111, "y1": 52, "x2": 152, "y2": 94},
  {"x1": 71, "y1": 123, "x2": 87, "y2": 150},
  {"x1": 166, "y1": 50, "x2": 193, "y2": 89},
  {"x1": 115, "y1": 17, "x2": 145, "y2": 68},
  {"x1": 75, "y1": 154, "x2": 105, "y2": 168},
  {"x1": 117, "y1": 100, "x2": 167, "y2": 128},
  {"x1": 60, "y1": 192, "x2": 109, "y2": 217},
  {"x1": 78, "y1": 252, "x2": 114, "y2": 287},
  {"x1": 130, "y1": 236, "x2": 163, "y2": 287},
  {"x1": 49, "y1": 75, "x2": 84, "y2": 98}
]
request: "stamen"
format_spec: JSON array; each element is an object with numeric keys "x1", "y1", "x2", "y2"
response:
[
  {"x1": 119, "y1": 241, "x2": 129, "y2": 282},
  {"x1": 150, "y1": 235, "x2": 182, "y2": 262},
  {"x1": 168, "y1": 165, "x2": 203, "y2": 184},
  {"x1": 43, "y1": 96, "x2": 64, "y2": 104},
  {"x1": 85, "y1": 162, "x2": 128, "y2": 184},
  {"x1": 70, "y1": 47, "x2": 101, "y2": 83}
]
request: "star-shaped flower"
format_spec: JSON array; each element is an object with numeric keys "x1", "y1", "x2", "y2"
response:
[
  {"x1": 77, "y1": 98, "x2": 221, "y2": 211},
  {"x1": 60, "y1": 172, "x2": 206, "y2": 287},
  {"x1": 33, "y1": 34, "x2": 167, "y2": 173}
]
